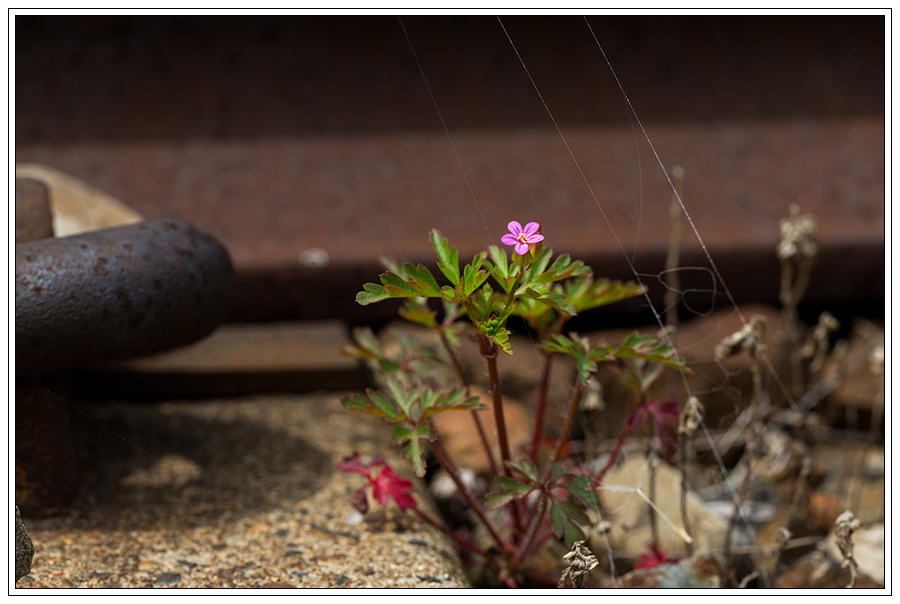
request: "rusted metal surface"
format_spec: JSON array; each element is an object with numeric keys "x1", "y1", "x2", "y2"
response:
[
  {"x1": 15, "y1": 122, "x2": 883, "y2": 326},
  {"x1": 15, "y1": 178, "x2": 54, "y2": 243},
  {"x1": 16, "y1": 219, "x2": 234, "y2": 375},
  {"x1": 14, "y1": 16, "x2": 885, "y2": 324},
  {"x1": 15, "y1": 375, "x2": 80, "y2": 517}
]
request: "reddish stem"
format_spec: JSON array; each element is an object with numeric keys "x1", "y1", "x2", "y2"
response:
[
  {"x1": 480, "y1": 334, "x2": 526, "y2": 543},
  {"x1": 428, "y1": 440, "x2": 512, "y2": 555},
  {"x1": 551, "y1": 381, "x2": 584, "y2": 464},
  {"x1": 527, "y1": 351, "x2": 554, "y2": 460},
  {"x1": 514, "y1": 492, "x2": 549, "y2": 567},
  {"x1": 483, "y1": 341, "x2": 512, "y2": 473},
  {"x1": 593, "y1": 417, "x2": 634, "y2": 488},
  {"x1": 413, "y1": 508, "x2": 487, "y2": 558},
  {"x1": 437, "y1": 326, "x2": 498, "y2": 476}
]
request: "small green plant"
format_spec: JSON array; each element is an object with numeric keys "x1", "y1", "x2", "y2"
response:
[{"x1": 338, "y1": 222, "x2": 691, "y2": 587}]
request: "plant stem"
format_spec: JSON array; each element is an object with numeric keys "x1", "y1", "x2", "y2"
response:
[
  {"x1": 437, "y1": 326, "x2": 498, "y2": 476},
  {"x1": 483, "y1": 341, "x2": 513, "y2": 474},
  {"x1": 647, "y1": 450, "x2": 660, "y2": 549},
  {"x1": 481, "y1": 333, "x2": 527, "y2": 542},
  {"x1": 593, "y1": 417, "x2": 634, "y2": 487},
  {"x1": 514, "y1": 493, "x2": 549, "y2": 566},
  {"x1": 551, "y1": 381, "x2": 584, "y2": 464},
  {"x1": 428, "y1": 440, "x2": 512, "y2": 555},
  {"x1": 413, "y1": 507, "x2": 487, "y2": 558},
  {"x1": 679, "y1": 431, "x2": 695, "y2": 556},
  {"x1": 528, "y1": 351, "x2": 554, "y2": 460}
]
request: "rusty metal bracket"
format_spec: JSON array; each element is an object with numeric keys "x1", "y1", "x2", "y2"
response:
[{"x1": 16, "y1": 218, "x2": 234, "y2": 376}]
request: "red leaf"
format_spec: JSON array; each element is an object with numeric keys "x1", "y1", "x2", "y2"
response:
[
  {"x1": 349, "y1": 486, "x2": 369, "y2": 513},
  {"x1": 336, "y1": 453, "x2": 386, "y2": 476},
  {"x1": 370, "y1": 465, "x2": 417, "y2": 511},
  {"x1": 644, "y1": 399, "x2": 680, "y2": 463},
  {"x1": 336, "y1": 454, "x2": 417, "y2": 512},
  {"x1": 634, "y1": 543, "x2": 679, "y2": 569},
  {"x1": 626, "y1": 399, "x2": 680, "y2": 463}
]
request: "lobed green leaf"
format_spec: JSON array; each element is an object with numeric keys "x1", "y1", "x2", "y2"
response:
[
  {"x1": 402, "y1": 263, "x2": 443, "y2": 297},
  {"x1": 429, "y1": 229, "x2": 460, "y2": 286},
  {"x1": 550, "y1": 500, "x2": 588, "y2": 547},
  {"x1": 398, "y1": 300, "x2": 437, "y2": 328},
  {"x1": 565, "y1": 474, "x2": 602, "y2": 512},
  {"x1": 340, "y1": 390, "x2": 394, "y2": 419},
  {"x1": 508, "y1": 458, "x2": 540, "y2": 484},
  {"x1": 356, "y1": 283, "x2": 392, "y2": 305},
  {"x1": 391, "y1": 421, "x2": 435, "y2": 478}
]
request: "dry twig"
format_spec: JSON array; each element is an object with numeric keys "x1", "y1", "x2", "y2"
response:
[
  {"x1": 833, "y1": 511, "x2": 862, "y2": 588},
  {"x1": 558, "y1": 540, "x2": 599, "y2": 588}
]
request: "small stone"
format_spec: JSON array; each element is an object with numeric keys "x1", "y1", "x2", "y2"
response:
[
  {"x1": 594, "y1": 454, "x2": 746, "y2": 557},
  {"x1": 15, "y1": 506, "x2": 35, "y2": 582},
  {"x1": 612, "y1": 554, "x2": 725, "y2": 588},
  {"x1": 418, "y1": 575, "x2": 442, "y2": 583},
  {"x1": 775, "y1": 550, "x2": 882, "y2": 588},
  {"x1": 824, "y1": 522, "x2": 884, "y2": 585},
  {"x1": 157, "y1": 572, "x2": 182, "y2": 585}
]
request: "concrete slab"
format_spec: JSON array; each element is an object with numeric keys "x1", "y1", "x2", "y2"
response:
[
  {"x1": 15, "y1": 394, "x2": 471, "y2": 588},
  {"x1": 74, "y1": 321, "x2": 367, "y2": 399}
]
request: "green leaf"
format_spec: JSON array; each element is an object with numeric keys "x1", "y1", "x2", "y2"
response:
[
  {"x1": 550, "y1": 500, "x2": 588, "y2": 547},
  {"x1": 615, "y1": 331, "x2": 692, "y2": 373},
  {"x1": 340, "y1": 390, "x2": 394, "y2": 419},
  {"x1": 391, "y1": 421, "x2": 435, "y2": 477},
  {"x1": 508, "y1": 458, "x2": 539, "y2": 484},
  {"x1": 621, "y1": 332, "x2": 655, "y2": 349},
  {"x1": 385, "y1": 379, "x2": 420, "y2": 422},
  {"x1": 519, "y1": 287, "x2": 576, "y2": 317},
  {"x1": 380, "y1": 257, "x2": 410, "y2": 279},
  {"x1": 485, "y1": 491, "x2": 517, "y2": 510},
  {"x1": 402, "y1": 263, "x2": 443, "y2": 297},
  {"x1": 532, "y1": 253, "x2": 592, "y2": 285},
  {"x1": 473, "y1": 316, "x2": 513, "y2": 356},
  {"x1": 522, "y1": 247, "x2": 554, "y2": 283},
  {"x1": 339, "y1": 326, "x2": 382, "y2": 360},
  {"x1": 486, "y1": 246, "x2": 517, "y2": 293},
  {"x1": 380, "y1": 271, "x2": 420, "y2": 298},
  {"x1": 495, "y1": 475, "x2": 533, "y2": 497},
  {"x1": 399, "y1": 300, "x2": 437, "y2": 327},
  {"x1": 565, "y1": 474, "x2": 602, "y2": 512},
  {"x1": 539, "y1": 333, "x2": 600, "y2": 386},
  {"x1": 565, "y1": 278, "x2": 646, "y2": 313},
  {"x1": 486, "y1": 471, "x2": 537, "y2": 510},
  {"x1": 420, "y1": 387, "x2": 485, "y2": 419},
  {"x1": 458, "y1": 252, "x2": 490, "y2": 299},
  {"x1": 356, "y1": 283, "x2": 391, "y2": 305},
  {"x1": 429, "y1": 229, "x2": 460, "y2": 286}
]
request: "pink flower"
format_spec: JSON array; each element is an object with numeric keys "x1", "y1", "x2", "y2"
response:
[{"x1": 501, "y1": 221, "x2": 544, "y2": 255}]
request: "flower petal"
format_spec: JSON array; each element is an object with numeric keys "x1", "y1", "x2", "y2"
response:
[
  {"x1": 523, "y1": 222, "x2": 541, "y2": 236},
  {"x1": 500, "y1": 234, "x2": 519, "y2": 246},
  {"x1": 507, "y1": 220, "x2": 524, "y2": 235},
  {"x1": 514, "y1": 242, "x2": 530, "y2": 255},
  {"x1": 527, "y1": 233, "x2": 544, "y2": 243}
]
